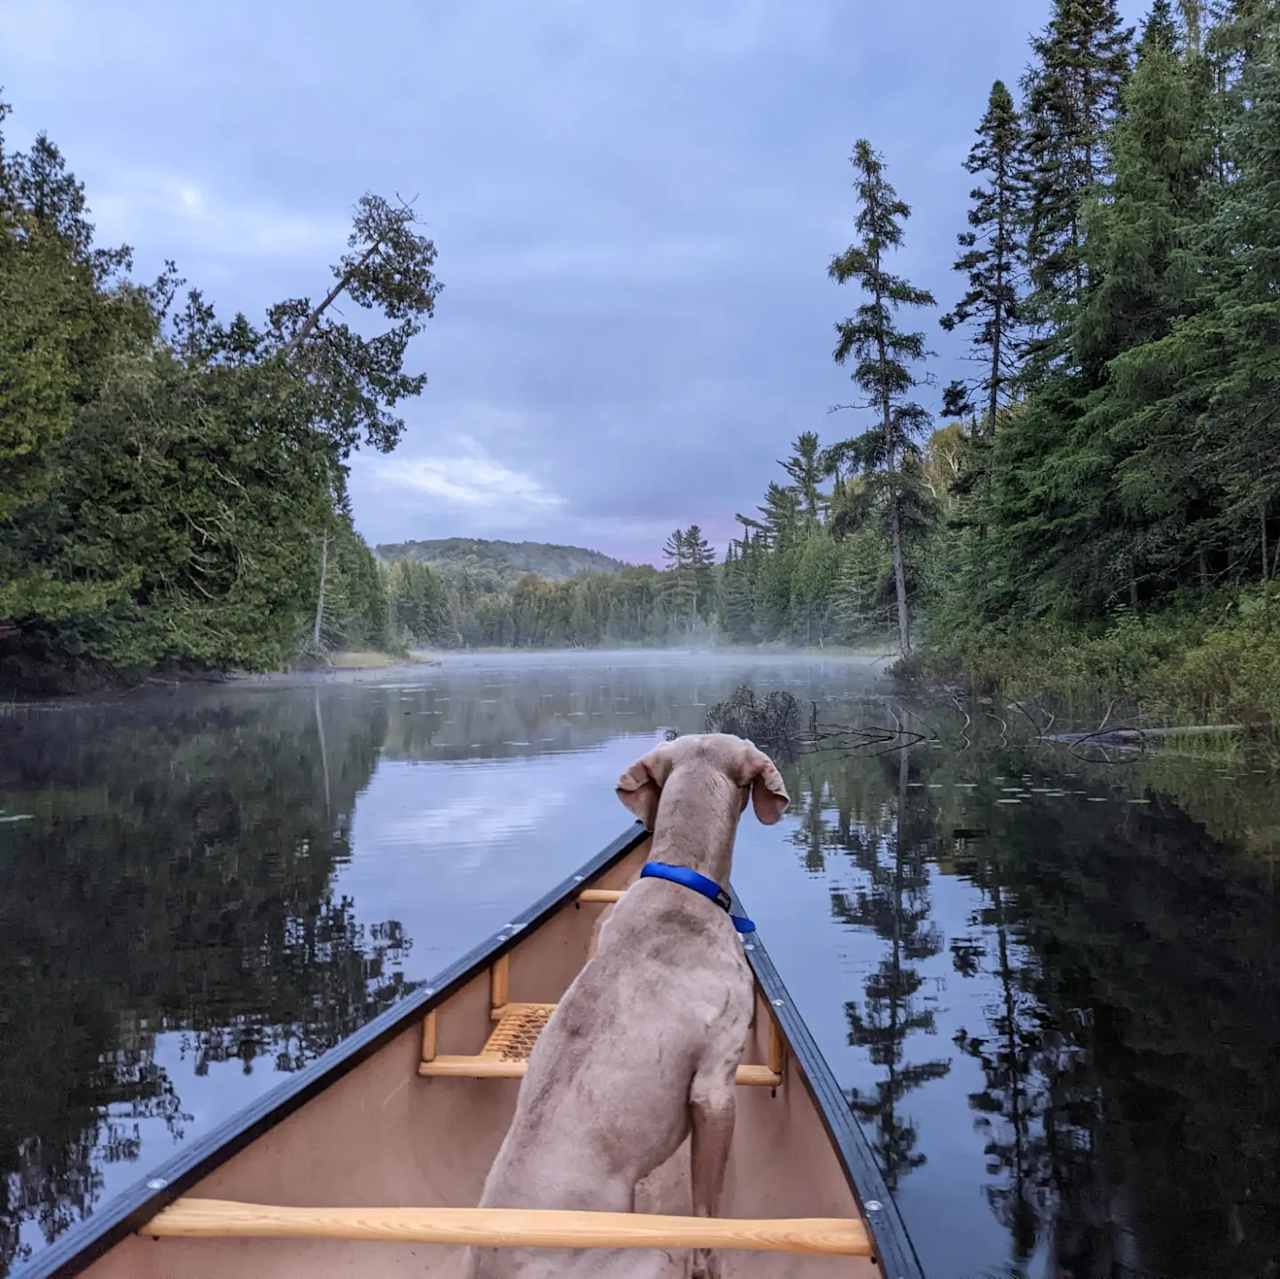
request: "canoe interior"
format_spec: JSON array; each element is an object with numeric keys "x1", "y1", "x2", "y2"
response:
[{"x1": 80, "y1": 836, "x2": 877, "y2": 1278}]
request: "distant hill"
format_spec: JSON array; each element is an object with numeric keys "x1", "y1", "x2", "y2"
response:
[{"x1": 373, "y1": 537, "x2": 632, "y2": 582}]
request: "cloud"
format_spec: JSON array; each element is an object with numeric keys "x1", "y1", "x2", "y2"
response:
[
  {"x1": 359, "y1": 441, "x2": 563, "y2": 519},
  {"x1": 6, "y1": 0, "x2": 1154, "y2": 569},
  {"x1": 466, "y1": 235, "x2": 740, "y2": 287},
  {"x1": 89, "y1": 170, "x2": 348, "y2": 262}
]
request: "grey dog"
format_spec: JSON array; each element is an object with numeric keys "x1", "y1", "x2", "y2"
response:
[{"x1": 466, "y1": 732, "x2": 789, "y2": 1279}]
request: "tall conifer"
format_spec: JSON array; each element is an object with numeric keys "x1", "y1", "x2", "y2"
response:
[
  {"x1": 828, "y1": 140, "x2": 936, "y2": 657},
  {"x1": 1020, "y1": 0, "x2": 1133, "y2": 327},
  {"x1": 941, "y1": 80, "x2": 1025, "y2": 438}
]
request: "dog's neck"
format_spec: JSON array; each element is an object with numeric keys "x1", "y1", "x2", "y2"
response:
[{"x1": 648, "y1": 774, "x2": 741, "y2": 887}]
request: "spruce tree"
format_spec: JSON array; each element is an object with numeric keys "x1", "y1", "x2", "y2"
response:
[
  {"x1": 1139, "y1": 0, "x2": 1182, "y2": 55},
  {"x1": 684, "y1": 525, "x2": 715, "y2": 625},
  {"x1": 660, "y1": 528, "x2": 691, "y2": 629},
  {"x1": 1077, "y1": 37, "x2": 1212, "y2": 375},
  {"x1": 941, "y1": 80, "x2": 1025, "y2": 438},
  {"x1": 720, "y1": 545, "x2": 755, "y2": 643},
  {"x1": 992, "y1": 24, "x2": 1216, "y2": 613},
  {"x1": 1020, "y1": 0, "x2": 1133, "y2": 326},
  {"x1": 1199, "y1": 11, "x2": 1280, "y2": 568},
  {"x1": 828, "y1": 140, "x2": 936, "y2": 657}
]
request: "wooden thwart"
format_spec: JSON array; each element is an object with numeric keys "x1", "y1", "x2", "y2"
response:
[
  {"x1": 576, "y1": 888, "x2": 625, "y2": 903},
  {"x1": 142, "y1": 1199, "x2": 871, "y2": 1256}
]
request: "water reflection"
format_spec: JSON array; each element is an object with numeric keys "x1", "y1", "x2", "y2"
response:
[
  {"x1": 834, "y1": 752, "x2": 950, "y2": 1190},
  {"x1": 763, "y1": 708, "x2": 1280, "y2": 1279},
  {"x1": 0, "y1": 689, "x2": 412, "y2": 1271},
  {"x1": 1, "y1": 654, "x2": 1277, "y2": 1279}
]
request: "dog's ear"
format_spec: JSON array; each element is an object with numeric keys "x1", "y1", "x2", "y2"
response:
[
  {"x1": 616, "y1": 745, "x2": 673, "y2": 829},
  {"x1": 742, "y1": 745, "x2": 789, "y2": 825}
]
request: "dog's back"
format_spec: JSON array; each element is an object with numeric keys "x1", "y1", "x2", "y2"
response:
[{"x1": 469, "y1": 880, "x2": 752, "y2": 1277}]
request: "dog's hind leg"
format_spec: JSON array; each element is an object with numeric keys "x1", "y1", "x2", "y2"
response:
[{"x1": 688, "y1": 1063, "x2": 737, "y2": 1279}]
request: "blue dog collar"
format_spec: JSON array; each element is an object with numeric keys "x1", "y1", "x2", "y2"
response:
[{"x1": 639, "y1": 862, "x2": 756, "y2": 934}]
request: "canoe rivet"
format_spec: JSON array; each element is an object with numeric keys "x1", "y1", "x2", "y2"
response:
[
  {"x1": 146, "y1": 1178, "x2": 167, "y2": 1190},
  {"x1": 574, "y1": 875, "x2": 586, "y2": 882},
  {"x1": 423, "y1": 988, "x2": 435, "y2": 997},
  {"x1": 864, "y1": 1200, "x2": 882, "y2": 1212},
  {"x1": 743, "y1": 943, "x2": 755, "y2": 951},
  {"x1": 771, "y1": 998, "x2": 785, "y2": 1007}
]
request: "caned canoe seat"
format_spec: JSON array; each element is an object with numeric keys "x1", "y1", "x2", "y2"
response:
[
  {"x1": 419, "y1": 907, "x2": 786, "y2": 1087},
  {"x1": 419, "y1": 999, "x2": 784, "y2": 1086}
]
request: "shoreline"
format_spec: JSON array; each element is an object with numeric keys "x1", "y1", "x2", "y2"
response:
[{"x1": 3, "y1": 645, "x2": 897, "y2": 706}]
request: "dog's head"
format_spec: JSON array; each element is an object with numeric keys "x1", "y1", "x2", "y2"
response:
[{"x1": 615, "y1": 732, "x2": 789, "y2": 832}]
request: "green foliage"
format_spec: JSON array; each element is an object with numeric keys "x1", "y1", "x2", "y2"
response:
[
  {"x1": 1140, "y1": 0, "x2": 1183, "y2": 55},
  {"x1": 0, "y1": 95, "x2": 436, "y2": 688},
  {"x1": 381, "y1": 555, "x2": 673, "y2": 650},
  {"x1": 779, "y1": 431, "x2": 828, "y2": 525},
  {"x1": 923, "y1": 1, "x2": 1280, "y2": 721},
  {"x1": 925, "y1": 588, "x2": 1280, "y2": 724}
]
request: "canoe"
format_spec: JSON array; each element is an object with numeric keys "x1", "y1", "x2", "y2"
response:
[{"x1": 28, "y1": 822, "x2": 924, "y2": 1278}]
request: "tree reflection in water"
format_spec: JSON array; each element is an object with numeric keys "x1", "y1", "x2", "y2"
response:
[
  {"x1": 776, "y1": 711, "x2": 1280, "y2": 1279},
  {"x1": 0, "y1": 689, "x2": 413, "y2": 1271},
  {"x1": 832, "y1": 750, "x2": 950, "y2": 1189}
]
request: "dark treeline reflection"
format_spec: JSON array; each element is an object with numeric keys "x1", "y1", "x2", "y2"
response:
[
  {"x1": 0, "y1": 690, "x2": 413, "y2": 1272},
  {"x1": 778, "y1": 731, "x2": 1280, "y2": 1279}
]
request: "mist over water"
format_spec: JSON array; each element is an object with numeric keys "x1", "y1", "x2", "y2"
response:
[{"x1": 1, "y1": 651, "x2": 1276, "y2": 1277}]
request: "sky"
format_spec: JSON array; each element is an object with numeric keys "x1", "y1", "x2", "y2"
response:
[{"x1": 3, "y1": 0, "x2": 1147, "y2": 565}]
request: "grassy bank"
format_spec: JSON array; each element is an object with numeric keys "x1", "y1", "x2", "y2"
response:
[{"x1": 919, "y1": 586, "x2": 1280, "y2": 729}]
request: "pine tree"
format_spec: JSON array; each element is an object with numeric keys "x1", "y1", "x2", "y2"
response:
[
  {"x1": 941, "y1": 80, "x2": 1025, "y2": 439},
  {"x1": 780, "y1": 431, "x2": 827, "y2": 525},
  {"x1": 1020, "y1": 0, "x2": 1134, "y2": 326},
  {"x1": 757, "y1": 482, "x2": 803, "y2": 549},
  {"x1": 828, "y1": 140, "x2": 936, "y2": 657}
]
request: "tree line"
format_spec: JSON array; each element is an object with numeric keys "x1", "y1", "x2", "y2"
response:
[
  {"x1": 419, "y1": 0, "x2": 1280, "y2": 672},
  {"x1": 694, "y1": 0, "x2": 1280, "y2": 703},
  {"x1": 8, "y1": 0, "x2": 1278, "y2": 684},
  {"x1": 0, "y1": 97, "x2": 439, "y2": 689},
  {"x1": 928, "y1": 0, "x2": 1280, "y2": 651},
  {"x1": 728, "y1": 0, "x2": 1279, "y2": 669}
]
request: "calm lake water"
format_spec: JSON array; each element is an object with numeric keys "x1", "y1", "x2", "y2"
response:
[{"x1": 1, "y1": 651, "x2": 1277, "y2": 1278}]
